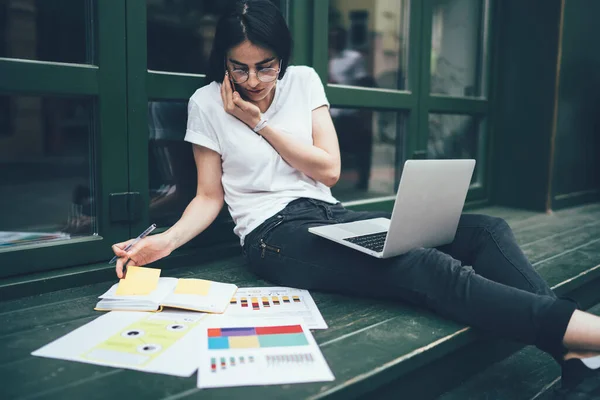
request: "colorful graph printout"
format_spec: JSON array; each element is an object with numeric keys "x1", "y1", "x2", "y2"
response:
[
  {"x1": 224, "y1": 287, "x2": 327, "y2": 329},
  {"x1": 207, "y1": 325, "x2": 309, "y2": 349},
  {"x1": 197, "y1": 317, "x2": 334, "y2": 388},
  {"x1": 32, "y1": 311, "x2": 205, "y2": 376}
]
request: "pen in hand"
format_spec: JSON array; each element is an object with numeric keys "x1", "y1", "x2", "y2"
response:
[{"x1": 109, "y1": 223, "x2": 157, "y2": 265}]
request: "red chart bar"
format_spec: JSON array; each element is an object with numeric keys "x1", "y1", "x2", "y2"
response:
[
  {"x1": 255, "y1": 324, "x2": 303, "y2": 335},
  {"x1": 207, "y1": 328, "x2": 221, "y2": 337}
]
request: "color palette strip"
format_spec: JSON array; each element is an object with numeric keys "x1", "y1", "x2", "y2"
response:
[
  {"x1": 208, "y1": 325, "x2": 308, "y2": 350},
  {"x1": 211, "y1": 355, "x2": 254, "y2": 372},
  {"x1": 229, "y1": 295, "x2": 302, "y2": 309}
]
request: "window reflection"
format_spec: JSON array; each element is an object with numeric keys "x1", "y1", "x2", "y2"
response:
[
  {"x1": 0, "y1": 0, "x2": 90, "y2": 64},
  {"x1": 148, "y1": 101, "x2": 196, "y2": 227},
  {"x1": 430, "y1": 0, "x2": 488, "y2": 97},
  {"x1": 428, "y1": 113, "x2": 483, "y2": 183},
  {"x1": 328, "y1": 0, "x2": 410, "y2": 90},
  {"x1": 147, "y1": 0, "x2": 281, "y2": 74},
  {"x1": 331, "y1": 107, "x2": 405, "y2": 201},
  {"x1": 0, "y1": 95, "x2": 95, "y2": 247}
]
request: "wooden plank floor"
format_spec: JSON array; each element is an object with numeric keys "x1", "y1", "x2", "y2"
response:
[
  {"x1": 1, "y1": 203, "x2": 600, "y2": 400},
  {"x1": 439, "y1": 302, "x2": 600, "y2": 400}
]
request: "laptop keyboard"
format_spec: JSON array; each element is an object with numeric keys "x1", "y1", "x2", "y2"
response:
[{"x1": 343, "y1": 231, "x2": 387, "y2": 253}]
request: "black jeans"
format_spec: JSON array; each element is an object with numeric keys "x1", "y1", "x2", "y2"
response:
[{"x1": 242, "y1": 198, "x2": 577, "y2": 358}]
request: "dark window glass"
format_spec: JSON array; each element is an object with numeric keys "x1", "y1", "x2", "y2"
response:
[
  {"x1": 147, "y1": 100, "x2": 195, "y2": 227},
  {"x1": 0, "y1": 0, "x2": 91, "y2": 64},
  {"x1": 0, "y1": 95, "x2": 96, "y2": 247},
  {"x1": 428, "y1": 113, "x2": 484, "y2": 184},
  {"x1": 147, "y1": 0, "x2": 281, "y2": 74}
]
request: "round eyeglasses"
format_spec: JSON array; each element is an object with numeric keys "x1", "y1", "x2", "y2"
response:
[{"x1": 226, "y1": 60, "x2": 282, "y2": 84}]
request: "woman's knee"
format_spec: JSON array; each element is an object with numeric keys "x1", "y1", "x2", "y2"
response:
[
  {"x1": 390, "y1": 247, "x2": 475, "y2": 307},
  {"x1": 393, "y1": 247, "x2": 466, "y2": 286}
]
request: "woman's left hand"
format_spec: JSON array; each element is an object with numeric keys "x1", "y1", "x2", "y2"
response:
[{"x1": 220, "y1": 72, "x2": 261, "y2": 129}]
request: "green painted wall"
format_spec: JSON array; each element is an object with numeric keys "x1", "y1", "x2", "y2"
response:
[
  {"x1": 491, "y1": 0, "x2": 562, "y2": 211},
  {"x1": 551, "y1": 0, "x2": 600, "y2": 209}
]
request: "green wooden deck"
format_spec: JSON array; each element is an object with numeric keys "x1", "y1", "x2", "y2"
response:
[{"x1": 2, "y1": 203, "x2": 600, "y2": 400}]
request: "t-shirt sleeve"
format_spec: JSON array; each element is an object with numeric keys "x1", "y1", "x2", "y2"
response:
[
  {"x1": 184, "y1": 97, "x2": 222, "y2": 154},
  {"x1": 308, "y1": 67, "x2": 330, "y2": 110}
]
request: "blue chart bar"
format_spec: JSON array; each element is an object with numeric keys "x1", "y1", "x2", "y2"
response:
[{"x1": 208, "y1": 336, "x2": 229, "y2": 350}]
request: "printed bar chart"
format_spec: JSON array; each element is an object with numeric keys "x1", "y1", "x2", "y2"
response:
[
  {"x1": 211, "y1": 355, "x2": 255, "y2": 373},
  {"x1": 198, "y1": 319, "x2": 335, "y2": 388},
  {"x1": 207, "y1": 325, "x2": 308, "y2": 350}
]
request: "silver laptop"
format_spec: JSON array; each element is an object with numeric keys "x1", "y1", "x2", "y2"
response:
[{"x1": 308, "y1": 159, "x2": 476, "y2": 258}]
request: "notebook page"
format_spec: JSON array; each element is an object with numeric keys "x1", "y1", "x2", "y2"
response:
[
  {"x1": 99, "y1": 277, "x2": 178, "y2": 304},
  {"x1": 161, "y1": 279, "x2": 237, "y2": 313}
]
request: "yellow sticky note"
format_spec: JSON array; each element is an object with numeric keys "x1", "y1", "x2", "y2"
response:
[
  {"x1": 115, "y1": 266, "x2": 161, "y2": 296},
  {"x1": 174, "y1": 279, "x2": 211, "y2": 296}
]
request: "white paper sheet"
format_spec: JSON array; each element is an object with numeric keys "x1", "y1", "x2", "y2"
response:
[
  {"x1": 223, "y1": 287, "x2": 328, "y2": 329},
  {"x1": 32, "y1": 311, "x2": 206, "y2": 377},
  {"x1": 197, "y1": 316, "x2": 334, "y2": 388}
]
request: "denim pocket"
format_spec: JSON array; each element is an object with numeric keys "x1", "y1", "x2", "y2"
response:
[{"x1": 259, "y1": 214, "x2": 284, "y2": 241}]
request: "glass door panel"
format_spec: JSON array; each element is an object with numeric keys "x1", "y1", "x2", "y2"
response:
[
  {"x1": 430, "y1": 0, "x2": 489, "y2": 97},
  {"x1": 0, "y1": 0, "x2": 92, "y2": 64},
  {"x1": 0, "y1": 0, "x2": 129, "y2": 277},
  {"x1": 328, "y1": 0, "x2": 411, "y2": 90},
  {"x1": 0, "y1": 95, "x2": 96, "y2": 247}
]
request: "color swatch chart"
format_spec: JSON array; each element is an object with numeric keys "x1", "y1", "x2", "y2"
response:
[
  {"x1": 197, "y1": 318, "x2": 335, "y2": 388},
  {"x1": 229, "y1": 295, "x2": 301, "y2": 310},
  {"x1": 210, "y1": 355, "x2": 255, "y2": 373},
  {"x1": 224, "y1": 287, "x2": 328, "y2": 329},
  {"x1": 208, "y1": 325, "x2": 308, "y2": 350}
]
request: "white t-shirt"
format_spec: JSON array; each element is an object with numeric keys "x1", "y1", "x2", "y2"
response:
[{"x1": 184, "y1": 66, "x2": 338, "y2": 245}]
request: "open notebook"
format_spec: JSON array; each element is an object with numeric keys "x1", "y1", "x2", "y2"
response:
[{"x1": 95, "y1": 266, "x2": 238, "y2": 313}]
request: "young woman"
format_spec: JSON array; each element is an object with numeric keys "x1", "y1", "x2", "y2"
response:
[{"x1": 112, "y1": 1, "x2": 600, "y2": 397}]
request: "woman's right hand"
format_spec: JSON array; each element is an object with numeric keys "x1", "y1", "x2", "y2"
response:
[
  {"x1": 111, "y1": 233, "x2": 173, "y2": 278},
  {"x1": 220, "y1": 72, "x2": 261, "y2": 129}
]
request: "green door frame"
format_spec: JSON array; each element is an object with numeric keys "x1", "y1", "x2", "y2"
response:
[{"x1": 0, "y1": 0, "x2": 130, "y2": 278}]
